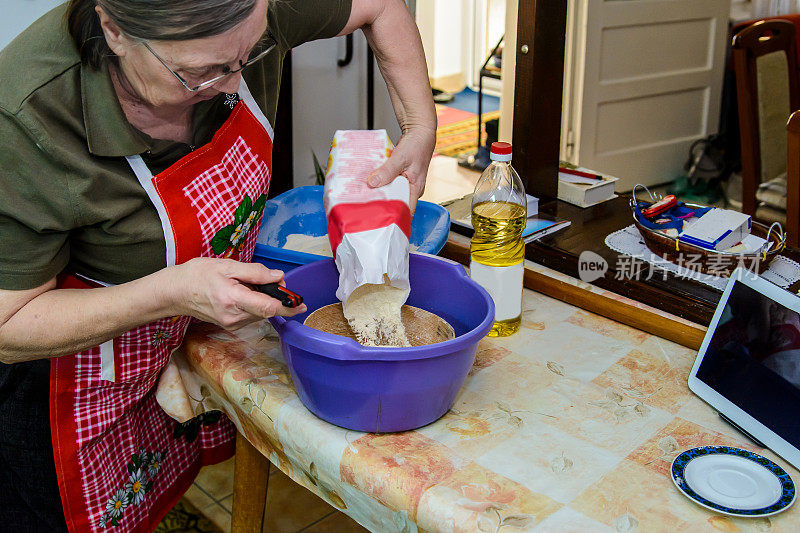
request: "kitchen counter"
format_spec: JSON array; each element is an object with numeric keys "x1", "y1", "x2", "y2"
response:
[{"x1": 179, "y1": 273, "x2": 800, "y2": 532}]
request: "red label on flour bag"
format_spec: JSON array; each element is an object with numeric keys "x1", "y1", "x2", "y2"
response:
[{"x1": 323, "y1": 130, "x2": 411, "y2": 303}]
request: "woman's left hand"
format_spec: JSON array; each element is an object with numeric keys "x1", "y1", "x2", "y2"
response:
[{"x1": 367, "y1": 126, "x2": 436, "y2": 212}]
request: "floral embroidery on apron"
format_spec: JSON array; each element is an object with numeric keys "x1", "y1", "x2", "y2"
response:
[
  {"x1": 210, "y1": 194, "x2": 268, "y2": 258},
  {"x1": 98, "y1": 450, "x2": 164, "y2": 527}
]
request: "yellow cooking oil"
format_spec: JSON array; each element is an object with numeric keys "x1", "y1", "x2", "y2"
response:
[
  {"x1": 470, "y1": 201, "x2": 526, "y2": 336},
  {"x1": 489, "y1": 316, "x2": 522, "y2": 337}
]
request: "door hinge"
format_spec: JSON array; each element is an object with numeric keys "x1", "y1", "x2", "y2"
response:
[{"x1": 565, "y1": 128, "x2": 576, "y2": 159}]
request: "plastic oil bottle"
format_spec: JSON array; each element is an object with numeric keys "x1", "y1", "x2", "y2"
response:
[{"x1": 470, "y1": 142, "x2": 526, "y2": 337}]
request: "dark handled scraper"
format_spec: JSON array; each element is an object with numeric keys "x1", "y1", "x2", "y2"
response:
[{"x1": 256, "y1": 282, "x2": 303, "y2": 308}]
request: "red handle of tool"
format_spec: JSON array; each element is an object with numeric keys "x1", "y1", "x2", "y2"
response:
[
  {"x1": 256, "y1": 282, "x2": 303, "y2": 308},
  {"x1": 559, "y1": 167, "x2": 603, "y2": 180},
  {"x1": 642, "y1": 195, "x2": 677, "y2": 218}
]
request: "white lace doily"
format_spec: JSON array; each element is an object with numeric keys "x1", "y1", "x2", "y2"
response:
[{"x1": 605, "y1": 225, "x2": 800, "y2": 291}]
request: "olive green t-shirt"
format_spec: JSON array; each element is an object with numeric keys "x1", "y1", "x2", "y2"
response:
[{"x1": 0, "y1": 0, "x2": 351, "y2": 290}]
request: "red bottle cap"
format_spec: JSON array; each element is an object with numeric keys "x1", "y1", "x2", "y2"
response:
[
  {"x1": 490, "y1": 142, "x2": 512, "y2": 162},
  {"x1": 491, "y1": 142, "x2": 512, "y2": 155}
]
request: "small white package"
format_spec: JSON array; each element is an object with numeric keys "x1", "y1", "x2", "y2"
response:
[
  {"x1": 322, "y1": 130, "x2": 411, "y2": 306},
  {"x1": 679, "y1": 208, "x2": 752, "y2": 251}
]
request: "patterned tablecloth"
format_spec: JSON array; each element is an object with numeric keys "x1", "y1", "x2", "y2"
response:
[{"x1": 179, "y1": 286, "x2": 800, "y2": 532}]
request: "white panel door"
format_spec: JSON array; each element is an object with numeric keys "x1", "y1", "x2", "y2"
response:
[{"x1": 562, "y1": 0, "x2": 731, "y2": 190}]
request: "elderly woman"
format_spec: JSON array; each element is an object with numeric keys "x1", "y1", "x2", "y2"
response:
[{"x1": 0, "y1": 0, "x2": 435, "y2": 530}]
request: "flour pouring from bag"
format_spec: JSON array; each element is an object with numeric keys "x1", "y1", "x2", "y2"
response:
[{"x1": 323, "y1": 130, "x2": 412, "y2": 347}]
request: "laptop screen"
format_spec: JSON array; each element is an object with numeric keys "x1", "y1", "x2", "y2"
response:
[{"x1": 695, "y1": 280, "x2": 800, "y2": 448}]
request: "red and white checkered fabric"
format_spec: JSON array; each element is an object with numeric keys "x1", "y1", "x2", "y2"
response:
[
  {"x1": 66, "y1": 313, "x2": 240, "y2": 532},
  {"x1": 72, "y1": 317, "x2": 190, "y2": 447},
  {"x1": 183, "y1": 136, "x2": 271, "y2": 260},
  {"x1": 79, "y1": 393, "x2": 234, "y2": 530},
  {"x1": 54, "y1": 103, "x2": 270, "y2": 532}
]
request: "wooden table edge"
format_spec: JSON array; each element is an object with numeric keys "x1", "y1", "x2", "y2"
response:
[{"x1": 441, "y1": 239, "x2": 707, "y2": 351}]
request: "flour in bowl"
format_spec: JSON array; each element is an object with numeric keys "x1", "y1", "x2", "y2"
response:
[{"x1": 343, "y1": 274, "x2": 410, "y2": 347}]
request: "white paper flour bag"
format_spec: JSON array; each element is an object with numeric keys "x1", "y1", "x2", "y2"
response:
[{"x1": 322, "y1": 129, "x2": 411, "y2": 310}]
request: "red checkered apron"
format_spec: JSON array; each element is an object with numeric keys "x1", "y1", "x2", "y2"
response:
[{"x1": 49, "y1": 81, "x2": 273, "y2": 532}]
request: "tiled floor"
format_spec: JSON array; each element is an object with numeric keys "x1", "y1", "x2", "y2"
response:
[{"x1": 183, "y1": 457, "x2": 367, "y2": 533}]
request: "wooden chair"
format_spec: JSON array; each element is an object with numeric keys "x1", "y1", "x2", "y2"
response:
[
  {"x1": 732, "y1": 19, "x2": 800, "y2": 224},
  {"x1": 785, "y1": 110, "x2": 800, "y2": 247}
]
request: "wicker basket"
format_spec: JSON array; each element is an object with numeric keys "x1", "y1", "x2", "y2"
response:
[{"x1": 631, "y1": 202, "x2": 785, "y2": 277}]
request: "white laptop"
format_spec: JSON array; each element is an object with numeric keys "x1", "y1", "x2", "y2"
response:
[{"x1": 689, "y1": 268, "x2": 800, "y2": 469}]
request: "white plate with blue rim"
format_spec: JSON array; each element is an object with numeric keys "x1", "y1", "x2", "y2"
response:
[{"x1": 671, "y1": 446, "x2": 796, "y2": 517}]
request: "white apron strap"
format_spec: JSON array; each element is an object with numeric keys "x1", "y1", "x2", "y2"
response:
[
  {"x1": 125, "y1": 154, "x2": 177, "y2": 268},
  {"x1": 236, "y1": 78, "x2": 274, "y2": 141},
  {"x1": 67, "y1": 273, "x2": 117, "y2": 382},
  {"x1": 99, "y1": 339, "x2": 116, "y2": 382}
]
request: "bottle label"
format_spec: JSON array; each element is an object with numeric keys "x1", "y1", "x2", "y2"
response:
[{"x1": 469, "y1": 261, "x2": 523, "y2": 321}]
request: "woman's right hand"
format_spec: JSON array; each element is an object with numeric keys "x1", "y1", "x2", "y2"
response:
[{"x1": 172, "y1": 257, "x2": 307, "y2": 330}]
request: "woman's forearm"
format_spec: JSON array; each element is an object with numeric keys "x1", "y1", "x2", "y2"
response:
[
  {"x1": 0, "y1": 258, "x2": 305, "y2": 364},
  {"x1": 0, "y1": 267, "x2": 181, "y2": 363},
  {"x1": 346, "y1": 0, "x2": 436, "y2": 201},
  {"x1": 363, "y1": 0, "x2": 436, "y2": 137}
]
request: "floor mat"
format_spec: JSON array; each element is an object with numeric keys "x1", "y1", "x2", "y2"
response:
[
  {"x1": 435, "y1": 104, "x2": 500, "y2": 157},
  {"x1": 155, "y1": 499, "x2": 223, "y2": 533},
  {"x1": 436, "y1": 104, "x2": 476, "y2": 127},
  {"x1": 442, "y1": 88, "x2": 501, "y2": 115}
]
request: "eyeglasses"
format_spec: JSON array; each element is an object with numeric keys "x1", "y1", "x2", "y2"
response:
[{"x1": 142, "y1": 29, "x2": 277, "y2": 92}]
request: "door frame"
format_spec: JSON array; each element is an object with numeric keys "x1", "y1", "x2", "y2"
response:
[{"x1": 511, "y1": 0, "x2": 569, "y2": 201}]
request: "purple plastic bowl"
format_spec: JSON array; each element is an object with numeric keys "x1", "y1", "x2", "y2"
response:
[{"x1": 268, "y1": 253, "x2": 495, "y2": 432}]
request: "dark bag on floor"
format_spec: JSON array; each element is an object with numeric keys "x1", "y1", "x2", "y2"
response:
[{"x1": 685, "y1": 134, "x2": 731, "y2": 185}]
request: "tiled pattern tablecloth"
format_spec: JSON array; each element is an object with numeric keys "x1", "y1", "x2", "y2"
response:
[{"x1": 180, "y1": 287, "x2": 800, "y2": 532}]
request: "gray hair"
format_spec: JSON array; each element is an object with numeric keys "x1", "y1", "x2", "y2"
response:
[{"x1": 66, "y1": 0, "x2": 259, "y2": 69}]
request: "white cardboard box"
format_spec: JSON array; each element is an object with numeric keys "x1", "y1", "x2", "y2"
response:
[{"x1": 679, "y1": 208, "x2": 752, "y2": 251}]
